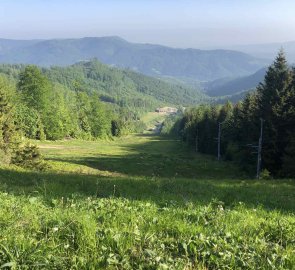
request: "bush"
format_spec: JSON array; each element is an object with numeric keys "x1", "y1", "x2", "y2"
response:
[
  {"x1": 12, "y1": 143, "x2": 47, "y2": 170},
  {"x1": 260, "y1": 169, "x2": 271, "y2": 180}
]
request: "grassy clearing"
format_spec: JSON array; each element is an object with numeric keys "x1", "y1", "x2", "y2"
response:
[
  {"x1": 141, "y1": 112, "x2": 166, "y2": 133},
  {"x1": 0, "y1": 134, "x2": 294, "y2": 269}
]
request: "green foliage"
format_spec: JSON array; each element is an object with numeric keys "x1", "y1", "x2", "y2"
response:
[
  {"x1": 260, "y1": 169, "x2": 271, "y2": 180},
  {"x1": 111, "y1": 120, "x2": 121, "y2": 137},
  {"x1": 0, "y1": 61, "x2": 203, "y2": 141},
  {"x1": 161, "y1": 114, "x2": 182, "y2": 137},
  {"x1": 14, "y1": 104, "x2": 45, "y2": 139},
  {"x1": 44, "y1": 59, "x2": 206, "y2": 110},
  {"x1": 11, "y1": 143, "x2": 47, "y2": 170},
  {"x1": 17, "y1": 65, "x2": 51, "y2": 113},
  {"x1": 256, "y1": 50, "x2": 293, "y2": 173},
  {"x1": 0, "y1": 76, "x2": 45, "y2": 169},
  {"x1": 88, "y1": 94, "x2": 111, "y2": 138},
  {"x1": 0, "y1": 76, "x2": 19, "y2": 163},
  {"x1": 175, "y1": 51, "x2": 295, "y2": 177}
]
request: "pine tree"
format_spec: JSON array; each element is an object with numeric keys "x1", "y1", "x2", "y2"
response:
[{"x1": 256, "y1": 50, "x2": 292, "y2": 173}]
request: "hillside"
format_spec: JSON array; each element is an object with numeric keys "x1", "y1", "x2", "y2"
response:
[
  {"x1": 204, "y1": 67, "x2": 266, "y2": 97},
  {"x1": 0, "y1": 60, "x2": 208, "y2": 110},
  {"x1": 0, "y1": 36, "x2": 267, "y2": 81},
  {"x1": 0, "y1": 134, "x2": 294, "y2": 269}
]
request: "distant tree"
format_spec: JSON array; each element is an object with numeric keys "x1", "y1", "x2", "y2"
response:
[
  {"x1": 42, "y1": 84, "x2": 75, "y2": 140},
  {"x1": 14, "y1": 104, "x2": 45, "y2": 140},
  {"x1": 75, "y1": 91, "x2": 92, "y2": 137},
  {"x1": 111, "y1": 120, "x2": 121, "y2": 137},
  {"x1": 89, "y1": 94, "x2": 111, "y2": 138},
  {"x1": 17, "y1": 65, "x2": 51, "y2": 113}
]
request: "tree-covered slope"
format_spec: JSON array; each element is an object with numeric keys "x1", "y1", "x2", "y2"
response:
[
  {"x1": 0, "y1": 36, "x2": 267, "y2": 81},
  {"x1": 204, "y1": 68, "x2": 266, "y2": 97},
  {"x1": 45, "y1": 60, "x2": 208, "y2": 107},
  {"x1": 0, "y1": 59, "x2": 208, "y2": 109}
]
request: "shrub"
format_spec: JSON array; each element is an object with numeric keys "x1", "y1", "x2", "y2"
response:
[
  {"x1": 260, "y1": 169, "x2": 271, "y2": 180},
  {"x1": 12, "y1": 143, "x2": 47, "y2": 170}
]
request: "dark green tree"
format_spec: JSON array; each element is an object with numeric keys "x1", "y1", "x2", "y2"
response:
[
  {"x1": 282, "y1": 67, "x2": 295, "y2": 175},
  {"x1": 256, "y1": 50, "x2": 292, "y2": 173}
]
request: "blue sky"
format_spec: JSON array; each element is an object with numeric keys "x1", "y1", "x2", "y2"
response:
[{"x1": 0, "y1": 0, "x2": 295, "y2": 48}]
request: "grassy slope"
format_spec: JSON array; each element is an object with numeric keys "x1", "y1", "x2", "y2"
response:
[
  {"x1": 0, "y1": 134, "x2": 294, "y2": 269},
  {"x1": 141, "y1": 112, "x2": 166, "y2": 133}
]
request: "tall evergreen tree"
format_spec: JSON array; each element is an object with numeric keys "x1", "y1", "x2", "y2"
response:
[{"x1": 256, "y1": 50, "x2": 292, "y2": 173}]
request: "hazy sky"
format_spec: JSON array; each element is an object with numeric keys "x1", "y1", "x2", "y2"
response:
[{"x1": 1, "y1": 0, "x2": 295, "y2": 48}]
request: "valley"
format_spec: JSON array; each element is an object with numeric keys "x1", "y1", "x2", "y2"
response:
[{"x1": 0, "y1": 5, "x2": 294, "y2": 268}]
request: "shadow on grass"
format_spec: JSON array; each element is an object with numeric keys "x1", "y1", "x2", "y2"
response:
[
  {"x1": 0, "y1": 167, "x2": 294, "y2": 212},
  {"x1": 45, "y1": 135, "x2": 242, "y2": 179},
  {"x1": 1, "y1": 134, "x2": 294, "y2": 212}
]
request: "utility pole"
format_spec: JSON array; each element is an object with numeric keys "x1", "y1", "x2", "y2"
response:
[
  {"x1": 217, "y1": 122, "x2": 222, "y2": 161},
  {"x1": 195, "y1": 126, "x2": 198, "y2": 153},
  {"x1": 256, "y1": 118, "x2": 264, "y2": 179}
]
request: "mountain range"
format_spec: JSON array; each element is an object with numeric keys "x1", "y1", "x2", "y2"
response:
[
  {"x1": 0, "y1": 36, "x2": 268, "y2": 82},
  {"x1": 204, "y1": 68, "x2": 267, "y2": 97},
  {"x1": 229, "y1": 41, "x2": 295, "y2": 63}
]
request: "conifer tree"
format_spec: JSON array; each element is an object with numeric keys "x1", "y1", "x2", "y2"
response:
[
  {"x1": 256, "y1": 50, "x2": 292, "y2": 173},
  {"x1": 282, "y1": 67, "x2": 295, "y2": 175}
]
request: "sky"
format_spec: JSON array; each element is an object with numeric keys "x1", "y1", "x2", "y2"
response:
[{"x1": 0, "y1": 0, "x2": 295, "y2": 48}]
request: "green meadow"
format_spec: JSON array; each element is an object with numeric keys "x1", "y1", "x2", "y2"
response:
[{"x1": 0, "y1": 134, "x2": 294, "y2": 269}]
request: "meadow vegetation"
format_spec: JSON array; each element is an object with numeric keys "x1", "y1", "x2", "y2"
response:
[{"x1": 0, "y1": 134, "x2": 294, "y2": 269}]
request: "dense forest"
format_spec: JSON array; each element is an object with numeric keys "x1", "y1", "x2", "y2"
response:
[
  {"x1": 169, "y1": 51, "x2": 295, "y2": 177},
  {"x1": 0, "y1": 59, "x2": 208, "y2": 143}
]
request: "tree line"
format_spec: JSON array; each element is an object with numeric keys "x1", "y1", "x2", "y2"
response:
[
  {"x1": 0, "y1": 64, "x2": 150, "y2": 167},
  {"x1": 171, "y1": 51, "x2": 295, "y2": 177},
  {"x1": 1, "y1": 64, "x2": 150, "y2": 142}
]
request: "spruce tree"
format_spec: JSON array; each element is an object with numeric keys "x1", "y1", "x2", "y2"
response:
[{"x1": 256, "y1": 50, "x2": 292, "y2": 173}]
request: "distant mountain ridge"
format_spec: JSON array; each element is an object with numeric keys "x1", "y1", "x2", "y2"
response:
[
  {"x1": 204, "y1": 67, "x2": 267, "y2": 97},
  {"x1": 229, "y1": 41, "x2": 295, "y2": 63},
  {"x1": 0, "y1": 36, "x2": 268, "y2": 81}
]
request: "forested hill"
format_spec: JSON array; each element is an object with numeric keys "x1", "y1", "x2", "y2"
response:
[
  {"x1": 170, "y1": 51, "x2": 295, "y2": 177},
  {"x1": 204, "y1": 67, "x2": 267, "y2": 97},
  {"x1": 0, "y1": 59, "x2": 208, "y2": 109},
  {"x1": 0, "y1": 36, "x2": 267, "y2": 81}
]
